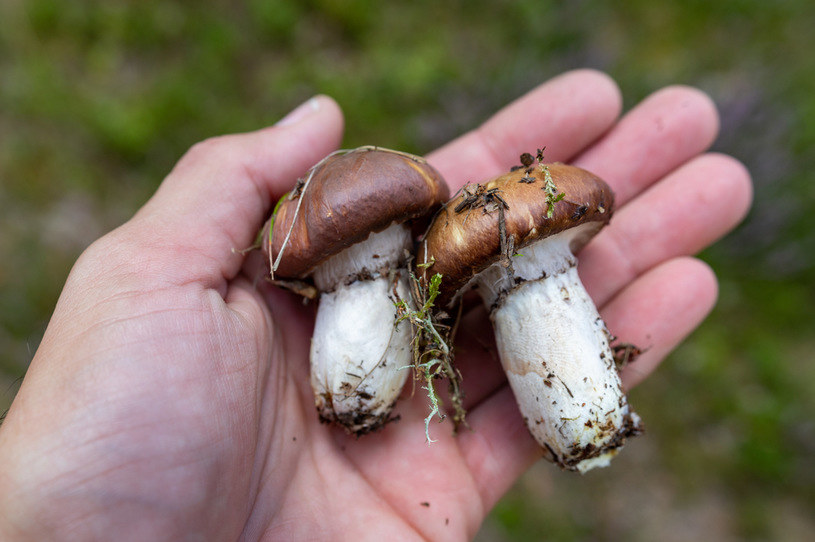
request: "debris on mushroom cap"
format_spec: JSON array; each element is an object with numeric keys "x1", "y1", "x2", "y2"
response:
[
  {"x1": 268, "y1": 147, "x2": 449, "y2": 279},
  {"x1": 418, "y1": 163, "x2": 614, "y2": 306}
]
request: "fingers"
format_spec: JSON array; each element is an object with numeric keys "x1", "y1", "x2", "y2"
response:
[
  {"x1": 456, "y1": 256, "x2": 719, "y2": 509},
  {"x1": 445, "y1": 153, "x2": 750, "y2": 410},
  {"x1": 579, "y1": 153, "x2": 752, "y2": 307},
  {"x1": 573, "y1": 85, "x2": 720, "y2": 206},
  {"x1": 445, "y1": 83, "x2": 739, "y2": 510},
  {"x1": 427, "y1": 69, "x2": 622, "y2": 191},
  {"x1": 447, "y1": 85, "x2": 743, "y2": 420},
  {"x1": 605, "y1": 257, "x2": 719, "y2": 389},
  {"x1": 455, "y1": 385, "x2": 536, "y2": 512},
  {"x1": 119, "y1": 96, "x2": 344, "y2": 288}
]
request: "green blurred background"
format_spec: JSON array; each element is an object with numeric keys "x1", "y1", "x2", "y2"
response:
[{"x1": 1, "y1": 1, "x2": 813, "y2": 540}]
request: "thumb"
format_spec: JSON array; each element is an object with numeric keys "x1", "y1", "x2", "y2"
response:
[{"x1": 118, "y1": 95, "x2": 345, "y2": 289}]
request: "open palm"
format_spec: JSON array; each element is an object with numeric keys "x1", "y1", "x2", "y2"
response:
[{"x1": 0, "y1": 70, "x2": 751, "y2": 541}]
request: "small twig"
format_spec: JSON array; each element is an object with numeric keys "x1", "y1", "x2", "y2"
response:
[
  {"x1": 613, "y1": 343, "x2": 646, "y2": 370},
  {"x1": 270, "y1": 152, "x2": 329, "y2": 278},
  {"x1": 395, "y1": 270, "x2": 467, "y2": 442},
  {"x1": 447, "y1": 297, "x2": 464, "y2": 347},
  {"x1": 497, "y1": 206, "x2": 516, "y2": 283}
]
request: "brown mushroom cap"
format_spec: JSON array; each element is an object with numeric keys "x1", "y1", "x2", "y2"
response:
[
  {"x1": 418, "y1": 163, "x2": 614, "y2": 301},
  {"x1": 268, "y1": 147, "x2": 449, "y2": 279}
]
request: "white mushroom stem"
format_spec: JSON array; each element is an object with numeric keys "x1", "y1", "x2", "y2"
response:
[
  {"x1": 309, "y1": 223, "x2": 414, "y2": 434},
  {"x1": 475, "y1": 224, "x2": 642, "y2": 472}
]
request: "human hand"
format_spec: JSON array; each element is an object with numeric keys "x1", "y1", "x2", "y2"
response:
[{"x1": 0, "y1": 70, "x2": 751, "y2": 541}]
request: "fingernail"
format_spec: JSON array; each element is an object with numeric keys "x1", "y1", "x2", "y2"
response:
[{"x1": 275, "y1": 97, "x2": 320, "y2": 127}]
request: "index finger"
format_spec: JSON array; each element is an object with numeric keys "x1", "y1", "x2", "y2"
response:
[{"x1": 426, "y1": 69, "x2": 623, "y2": 190}]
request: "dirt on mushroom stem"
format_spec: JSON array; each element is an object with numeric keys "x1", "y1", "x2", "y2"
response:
[{"x1": 477, "y1": 226, "x2": 644, "y2": 472}]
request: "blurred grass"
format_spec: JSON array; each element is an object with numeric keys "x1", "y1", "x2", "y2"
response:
[{"x1": 1, "y1": 1, "x2": 814, "y2": 539}]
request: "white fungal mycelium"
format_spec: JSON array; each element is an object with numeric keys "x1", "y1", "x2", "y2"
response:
[
  {"x1": 475, "y1": 223, "x2": 642, "y2": 473},
  {"x1": 309, "y1": 223, "x2": 414, "y2": 434}
]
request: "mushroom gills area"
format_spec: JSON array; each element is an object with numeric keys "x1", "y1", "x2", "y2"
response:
[
  {"x1": 310, "y1": 223, "x2": 414, "y2": 434},
  {"x1": 311, "y1": 223, "x2": 412, "y2": 292},
  {"x1": 476, "y1": 228, "x2": 642, "y2": 472}
]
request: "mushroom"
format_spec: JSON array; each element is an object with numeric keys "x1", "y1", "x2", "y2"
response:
[
  {"x1": 266, "y1": 147, "x2": 448, "y2": 435},
  {"x1": 418, "y1": 162, "x2": 642, "y2": 472}
]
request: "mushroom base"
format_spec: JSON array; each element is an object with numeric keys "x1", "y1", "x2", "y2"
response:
[{"x1": 310, "y1": 272, "x2": 413, "y2": 435}]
